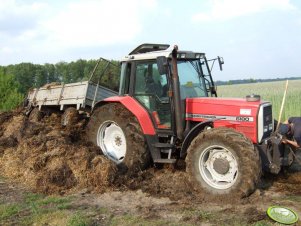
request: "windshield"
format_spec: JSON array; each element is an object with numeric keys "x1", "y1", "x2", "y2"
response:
[{"x1": 177, "y1": 59, "x2": 209, "y2": 99}]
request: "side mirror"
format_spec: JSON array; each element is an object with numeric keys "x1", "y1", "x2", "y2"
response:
[
  {"x1": 156, "y1": 56, "x2": 168, "y2": 75},
  {"x1": 218, "y1": 56, "x2": 224, "y2": 71}
]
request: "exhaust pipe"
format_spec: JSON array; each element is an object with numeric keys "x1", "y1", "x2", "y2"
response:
[{"x1": 171, "y1": 45, "x2": 184, "y2": 140}]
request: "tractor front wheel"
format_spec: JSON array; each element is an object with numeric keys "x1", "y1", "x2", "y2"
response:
[{"x1": 186, "y1": 127, "x2": 261, "y2": 198}]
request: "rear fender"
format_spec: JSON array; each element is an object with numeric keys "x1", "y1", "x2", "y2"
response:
[
  {"x1": 180, "y1": 120, "x2": 214, "y2": 158},
  {"x1": 93, "y1": 96, "x2": 156, "y2": 135}
]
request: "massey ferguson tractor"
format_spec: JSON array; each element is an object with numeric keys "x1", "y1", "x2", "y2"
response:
[{"x1": 27, "y1": 44, "x2": 294, "y2": 198}]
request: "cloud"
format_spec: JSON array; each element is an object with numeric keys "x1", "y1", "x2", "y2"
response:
[
  {"x1": 43, "y1": 0, "x2": 157, "y2": 48},
  {"x1": 192, "y1": 0, "x2": 296, "y2": 22},
  {"x1": 0, "y1": 0, "x2": 157, "y2": 64},
  {"x1": 0, "y1": 0, "x2": 48, "y2": 35}
]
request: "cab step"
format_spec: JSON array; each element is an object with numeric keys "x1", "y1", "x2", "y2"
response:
[
  {"x1": 154, "y1": 159, "x2": 177, "y2": 164},
  {"x1": 153, "y1": 143, "x2": 174, "y2": 148}
]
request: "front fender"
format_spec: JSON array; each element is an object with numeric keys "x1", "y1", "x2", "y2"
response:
[
  {"x1": 180, "y1": 121, "x2": 214, "y2": 158},
  {"x1": 93, "y1": 96, "x2": 156, "y2": 135}
]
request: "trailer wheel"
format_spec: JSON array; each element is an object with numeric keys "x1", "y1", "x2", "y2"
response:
[
  {"x1": 86, "y1": 103, "x2": 150, "y2": 173},
  {"x1": 61, "y1": 107, "x2": 79, "y2": 126},
  {"x1": 186, "y1": 127, "x2": 261, "y2": 198}
]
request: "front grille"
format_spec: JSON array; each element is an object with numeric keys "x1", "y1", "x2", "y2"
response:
[{"x1": 261, "y1": 104, "x2": 273, "y2": 141}]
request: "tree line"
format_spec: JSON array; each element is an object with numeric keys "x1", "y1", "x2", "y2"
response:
[
  {"x1": 215, "y1": 77, "x2": 301, "y2": 86},
  {"x1": 0, "y1": 59, "x2": 120, "y2": 111}
]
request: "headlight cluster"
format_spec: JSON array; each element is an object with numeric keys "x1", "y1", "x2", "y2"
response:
[{"x1": 177, "y1": 52, "x2": 204, "y2": 59}]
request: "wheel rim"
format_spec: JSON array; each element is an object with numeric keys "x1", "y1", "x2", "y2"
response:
[
  {"x1": 198, "y1": 145, "x2": 238, "y2": 190},
  {"x1": 97, "y1": 121, "x2": 126, "y2": 164}
]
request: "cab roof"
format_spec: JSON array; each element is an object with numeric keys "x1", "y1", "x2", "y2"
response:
[{"x1": 121, "y1": 43, "x2": 205, "y2": 62}]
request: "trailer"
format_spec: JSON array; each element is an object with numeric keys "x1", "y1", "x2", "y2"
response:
[
  {"x1": 26, "y1": 58, "x2": 119, "y2": 112},
  {"x1": 27, "y1": 81, "x2": 117, "y2": 111}
]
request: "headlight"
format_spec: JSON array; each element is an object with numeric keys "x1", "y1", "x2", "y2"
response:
[
  {"x1": 178, "y1": 53, "x2": 186, "y2": 58},
  {"x1": 195, "y1": 53, "x2": 202, "y2": 58}
]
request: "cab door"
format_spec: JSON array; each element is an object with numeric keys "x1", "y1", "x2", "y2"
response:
[{"x1": 132, "y1": 61, "x2": 172, "y2": 130}]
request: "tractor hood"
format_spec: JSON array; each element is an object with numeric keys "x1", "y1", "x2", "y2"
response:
[
  {"x1": 186, "y1": 97, "x2": 266, "y2": 121},
  {"x1": 185, "y1": 97, "x2": 272, "y2": 143}
]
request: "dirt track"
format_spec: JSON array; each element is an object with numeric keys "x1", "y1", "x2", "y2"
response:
[{"x1": 0, "y1": 109, "x2": 301, "y2": 225}]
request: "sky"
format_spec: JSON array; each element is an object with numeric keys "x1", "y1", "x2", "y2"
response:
[{"x1": 1, "y1": 0, "x2": 301, "y2": 81}]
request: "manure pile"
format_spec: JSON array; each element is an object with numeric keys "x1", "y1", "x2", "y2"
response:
[{"x1": 0, "y1": 109, "x2": 117, "y2": 194}]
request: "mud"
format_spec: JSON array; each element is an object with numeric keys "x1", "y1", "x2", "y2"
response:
[
  {"x1": 0, "y1": 177, "x2": 28, "y2": 204},
  {"x1": 272, "y1": 172, "x2": 301, "y2": 195}
]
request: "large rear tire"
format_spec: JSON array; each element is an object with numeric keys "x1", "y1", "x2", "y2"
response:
[
  {"x1": 186, "y1": 127, "x2": 261, "y2": 198},
  {"x1": 86, "y1": 103, "x2": 150, "y2": 173}
]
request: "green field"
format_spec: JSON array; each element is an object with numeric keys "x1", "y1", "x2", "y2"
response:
[{"x1": 217, "y1": 80, "x2": 301, "y2": 122}]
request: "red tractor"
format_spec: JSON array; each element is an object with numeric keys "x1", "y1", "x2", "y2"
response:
[{"x1": 83, "y1": 44, "x2": 291, "y2": 198}]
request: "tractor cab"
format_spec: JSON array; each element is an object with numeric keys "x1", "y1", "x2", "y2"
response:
[{"x1": 119, "y1": 44, "x2": 222, "y2": 134}]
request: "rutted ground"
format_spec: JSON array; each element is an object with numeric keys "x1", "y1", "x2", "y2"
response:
[{"x1": 0, "y1": 110, "x2": 301, "y2": 225}]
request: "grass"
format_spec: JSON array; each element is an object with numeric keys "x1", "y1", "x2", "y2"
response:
[
  {"x1": 0, "y1": 178, "x2": 297, "y2": 226},
  {"x1": 218, "y1": 79, "x2": 301, "y2": 122},
  {"x1": 0, "y1": 191, "x2": 110, "y2": 226},
  {"x1": 0, "y1": 204, "x2": 22, "y2": 221},
  {"x1": 25, "y1": 193, "x2": 72, "y2": 214},
  {"x1": 67, "y1": 212, "x2": 92, "y2": 226},
  {"x1": 0, "y1": 190, "x2": 292, "y2": 226},
  {"x1": 0, "y1": 192, "x2": 75, "y2": 225}
]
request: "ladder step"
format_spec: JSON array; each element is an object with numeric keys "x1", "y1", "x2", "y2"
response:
[
  {"x1": 153, "y1": 143, "x2": 174, "y2": 148},
  {"x1": 154, "y1": 159, "x2": 176, "y2": 164}
]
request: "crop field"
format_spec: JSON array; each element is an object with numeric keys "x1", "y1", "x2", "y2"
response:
[{"x1": 217, "y1": 79, "x2": 301, "y2": 121}]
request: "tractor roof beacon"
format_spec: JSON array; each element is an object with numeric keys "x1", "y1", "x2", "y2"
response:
[{"x1": 27, "y1": 44, "x2": 293, "y2": 199}]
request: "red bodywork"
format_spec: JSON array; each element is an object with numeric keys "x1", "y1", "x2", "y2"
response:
[
  {"x1": 103, "y1": 96, "x2": 266, "y2": 143},
  {"x1": 186, "y1": 97, "x2": 265, "y2": 143},
  {"x1": 103, "y1": 96, "x2": 156, "y2": 135}
]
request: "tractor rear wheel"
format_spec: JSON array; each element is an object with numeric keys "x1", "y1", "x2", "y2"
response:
[
  {"x1": 186, "y1": 127, "x2": 261, "y2": 198},
  {"x1": 86, "y1": 103, "x2": 150, "y2": 174}
]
